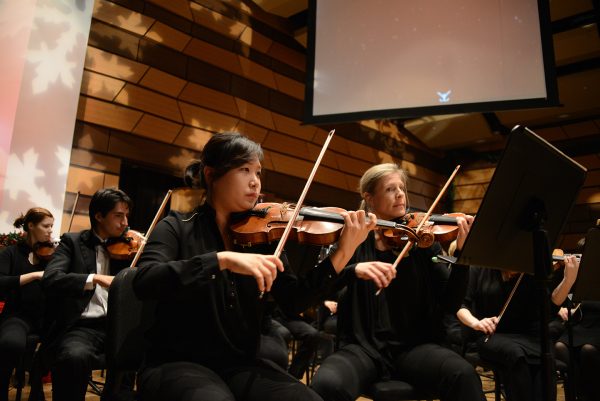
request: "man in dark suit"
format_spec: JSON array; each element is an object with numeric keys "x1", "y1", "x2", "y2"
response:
[{"x1": 43, "y1": 188, "x2": 132, "y2": 401}]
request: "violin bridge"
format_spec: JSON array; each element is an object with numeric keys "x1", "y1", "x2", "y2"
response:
[{"x1": 280, "y1": 202, "x2": 289, "y2": 220}]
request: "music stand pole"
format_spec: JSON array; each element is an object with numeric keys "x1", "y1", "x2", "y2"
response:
[
  {"x1": 532, "y1": 223, "x2": 555, "y2": 401},
  {"x1": 565, "y1": 301, "x2": 576, "y2": 401}
]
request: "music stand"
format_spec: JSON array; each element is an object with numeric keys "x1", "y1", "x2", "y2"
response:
[
  {"x1": 572, "y1": 227, "x2": 600, "y2": 303},
  {"x1": 561, "y1": 227, "x2": 600, "y2": 401},
  {"x1": 444, "y1": 125, "x2": 587, "y2": 401}
]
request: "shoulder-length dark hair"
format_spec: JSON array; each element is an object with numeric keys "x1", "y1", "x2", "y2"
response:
[{"x1": 183, "y1": 132, "x2": 263, "y2": 191}]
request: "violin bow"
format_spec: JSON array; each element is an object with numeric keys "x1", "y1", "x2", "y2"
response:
[
  {"x1": 130, "y1": 189, "x2": 173, "y2": 268},
  {"x1": 376, "y1": 165, "x2": 461, "y2": 295},
  {"x1": 484, "y1": 272, "x2": 524, "y2": 342},
  {"x1": 67, "y1": 191, "x2": 80, "y2": 232},
  {"x1": 259, "y1": 129, "x2": 336, "y2": 298}
]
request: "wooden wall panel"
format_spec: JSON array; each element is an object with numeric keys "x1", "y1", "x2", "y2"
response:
[
  {"x1": 80, "y1": 70, "x2": 126, "y2": 101},
  {"x1": 239, "y1": 27, "x2": 273, "y2": 53},
  {"x1": 145, "y1": 21, "x2": 192, "y2": 52},
  {"x1": 77, "y1": 96, "x2": 143, "y2": 132},
  {"x1": 85, "y1": 47, "x2": 148, "y2": 82},
  {"x1": 114, "y1": 84, "x2": 183, "y2": 123},
  {"x1": 66, "y1": 166, "x2": 109, "y2": 196},
  {"x1": 140, "y1": 68, "x2": 187, "y2": 97},
  {"x1": 70, "y1": 148, "x2": 121, "y2": 174},
  {"x1": 67, "y1": 0, "x2": 449, "y2": 227},
  {"x1": 179, "y1": 83, "x2": 239, "y2": 116},
  {"x1": 173, "y1": 126, "x2": 212, "y2": 151},
  {"x1": 93, "y1": 0, "x2": 154, "y2": 35},
  {"x1": 132, "y1": 114, "x2": 182, "y2": 143},
  {"x1": 234, "y1": 98, "x2": 275, "y2": 130}
]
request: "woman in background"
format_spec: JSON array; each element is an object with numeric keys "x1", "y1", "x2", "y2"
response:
[{"x1": 0, "y1": 208, "x2": 54, "y2": 401}]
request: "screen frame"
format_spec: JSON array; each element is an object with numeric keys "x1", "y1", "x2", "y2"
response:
[{"x1": 303, "y1": 0, "x2": 559, "y2": 125}]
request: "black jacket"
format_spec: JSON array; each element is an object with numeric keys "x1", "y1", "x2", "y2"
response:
[
  {"x1": 336, "y1": 232, "x2": 469, "y2": 377},
  {"x1": 42, "y1": 230, "x2": 129, "y2": 334},
  {"x1": 133, "y1": 203, "x2": 341, "y2": 369},
  {"x1": 0, "y1": 242, "x2": 47, "y2": 327}
]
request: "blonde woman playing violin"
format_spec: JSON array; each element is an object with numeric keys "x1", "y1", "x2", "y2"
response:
[{"x1": 310, "y1": 163, "x2": 484, "y2": 401}]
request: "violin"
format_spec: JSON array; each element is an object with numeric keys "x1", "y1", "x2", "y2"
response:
[
  {"x1": 230, "y1": 202, "x2": 419, "y2": 248},
  {"x1": 552, "y1": 248, "x2": 581, "y2": 268},
  {"x1": 105, "y1": 228, "x2": 146, "y2": 260},
  {"x1": 33, "y1": 240, "x2": 59, "y2": 261},
  {"x1": 380, "y1": 211, "x2": 464, "y2": 249}
]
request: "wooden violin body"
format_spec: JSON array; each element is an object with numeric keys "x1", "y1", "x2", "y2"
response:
[
  {"x1": 231, "y1": 203, "x2": 343, "y2": 247},
  {"x1": 33, "y1": 240, "x2": 59, "y2": 261},
  {"x1": 106, "y1": 229, "x2": 145, "y2": 260},
  {"x1": 230, "y1": 202, "x2": 419, "y2": 248},
  {"x1": 381, "y1": 211, "x2": 464, "y2": 249}
]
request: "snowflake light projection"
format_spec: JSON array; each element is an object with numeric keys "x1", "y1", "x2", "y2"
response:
[{"x1": 27, "y1": 0, "x2": 92, "y2": 94}]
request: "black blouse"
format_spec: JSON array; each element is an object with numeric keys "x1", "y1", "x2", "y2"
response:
[
  {"x1": 0, "y1": 242, "x2": 47, "y2": 324},
  {"x1": 133, "y1": 203, "x2": 341, "y2": 369},
  {"x1": 462, "y1": 267, "x2": 562, "y2": 337},
  {"x1": 559, "y1": 301, "x2": 600, "y2": 348},
  {"x1": 336, "y1": 232, "x2": 469, "y2": 377}
]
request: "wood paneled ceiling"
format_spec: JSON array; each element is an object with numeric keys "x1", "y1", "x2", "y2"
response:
[{"x1": 261, "y1": 0, "x2": 600, "y2": 153}]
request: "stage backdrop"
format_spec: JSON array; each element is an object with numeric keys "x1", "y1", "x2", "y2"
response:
[{"x1": 0, "y1": 0, "x2": 94, "y2": 233}]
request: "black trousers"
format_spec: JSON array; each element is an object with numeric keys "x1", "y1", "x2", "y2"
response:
[
  {"x1": 258, "y1": 334, "x2": 289, "y2": 370},
  {"x1": 478, "y1": 333, "x2": 556, "y2": 401},
  {"x1": 310, "y1": 343, "x2": 486, "y2": 401},
  {"x1": 0, "y1": 316, "x2": 33, "y2": 401},
  {"x1": 138, "y1": 358, "x2": 323, "y2": 401},
  {"x1": 50, "y1": 318, "x2": 106, "y2": 401},
  {"x1": 275, "y1": 317, "x2": 333, "y2": 379},
  {"x1": 555, "y1": 341, "x2": 600, "y2": 401}
]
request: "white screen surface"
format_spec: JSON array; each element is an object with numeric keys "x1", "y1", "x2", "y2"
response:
[{"x1": 307, "y1": 0, "x2": 555, "y2": 122}]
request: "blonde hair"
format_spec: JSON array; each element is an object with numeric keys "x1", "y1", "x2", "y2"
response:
[{"x1": 358, "y1": 163, "x2": 409, "y2": 212}]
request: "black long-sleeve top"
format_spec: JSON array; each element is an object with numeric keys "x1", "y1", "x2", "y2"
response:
[
  {"x1": 133, "y1": 204, "x2": 340, "y2": 369},
  {"x1": 462, "y1": 267, "x2": 562, "y2": 337},
  {"x1": 336, "y1": 232, "x2": 469, "y2": 377},
  {"x1": 0, "y1": 242, "x2": 47, "y2": 326}
]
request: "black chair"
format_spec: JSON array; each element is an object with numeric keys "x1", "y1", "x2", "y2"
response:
[
  {"x1": 365, "y1": 380, "x2": 434, "y2": 401},
  {"x1": 13, "y1": 333, "x2": 40, "y2": 401},
  {"x1": 463, "y1": 351, "x2": 502, "y2": 401},
  {"x1": 103, "y1": 268, "x2": 156, "y2": 401},
  {"x1": 88, "y1": 355, "x2": 107, "y2": 396},
  {"x1": 554, "y1": 358, "x2": 571, "y2": 401}
]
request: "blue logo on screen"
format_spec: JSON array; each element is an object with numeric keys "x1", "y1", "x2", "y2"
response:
[{"x1": 437, "y1": 90, "x2": 452, "y2": 103}]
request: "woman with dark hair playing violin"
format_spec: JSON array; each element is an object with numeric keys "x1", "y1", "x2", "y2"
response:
[
  {"x1": 310, "y1": 163, "x2": 485, "y2": 401},
  {"x1": 457, "y1": 255, "x2": 578, "y2": 401},
  {"x1": 132, "y1": 132, "x2": 388, "y2": 401},
  {"x1": 0, "y1": 207, "x2": 53, "y2": 401},
  {"x1": 43, "y1": 188, "x2": 133, "y2": 401}
]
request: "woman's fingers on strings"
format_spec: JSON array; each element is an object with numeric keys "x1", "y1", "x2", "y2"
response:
[{"x1": 367, "y1": 212, "x2": 377, "y2": 229}]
